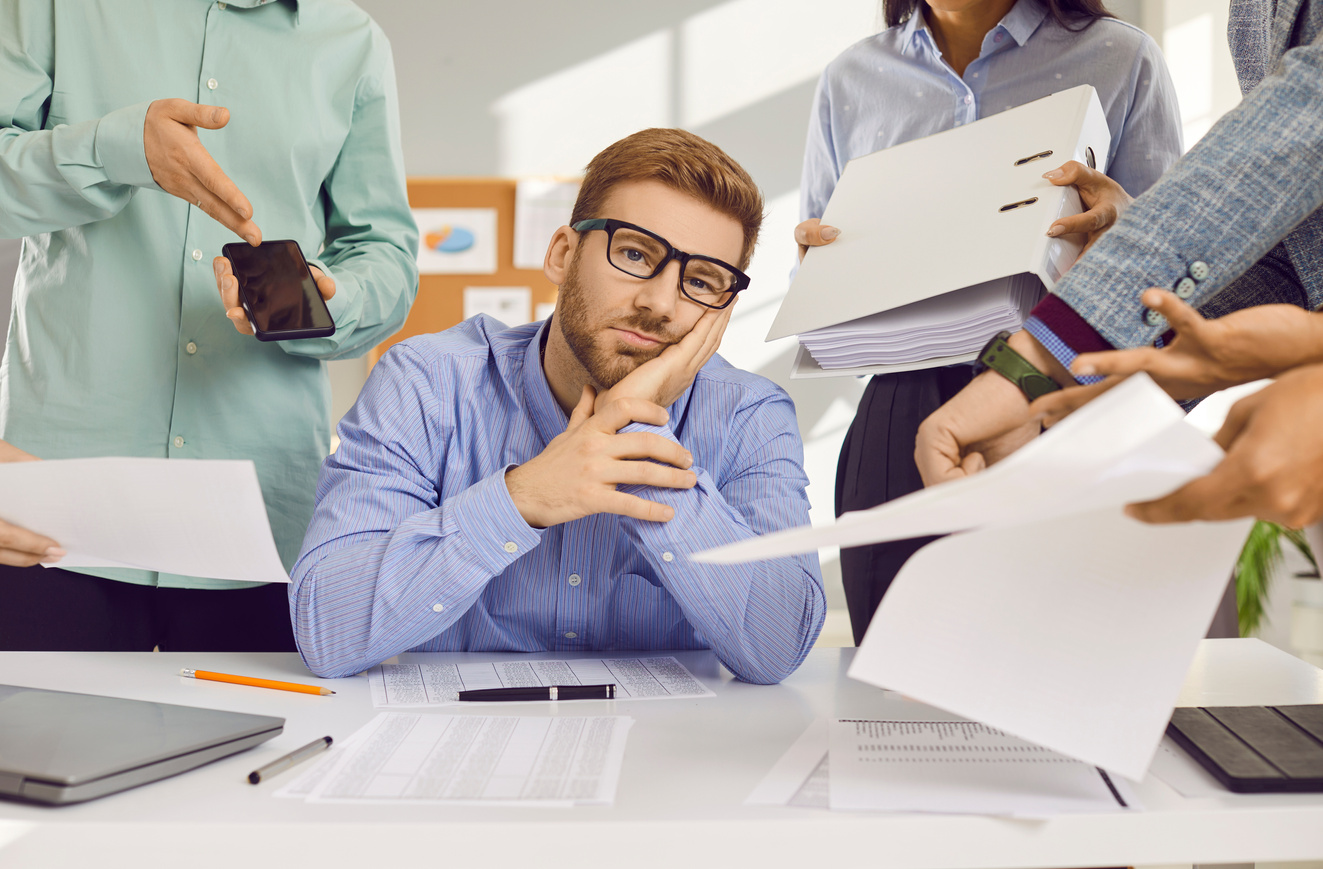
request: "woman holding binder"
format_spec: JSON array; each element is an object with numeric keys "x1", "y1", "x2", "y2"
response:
[{"x1": 797, "y1": 0, "x2": 1183, "y2": 644}]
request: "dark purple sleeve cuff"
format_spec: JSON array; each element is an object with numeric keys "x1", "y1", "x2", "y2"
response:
[{"x1": 1029, "y1": 294, "x2": 1116, "y2": 355}]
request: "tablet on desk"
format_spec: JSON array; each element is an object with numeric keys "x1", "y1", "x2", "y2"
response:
[
  {"x1": 0, "y1": 684, "x2": 284, "y2": 805},
  {"x1": 1167, "y1": 705, "x2": 1323, "y2": 793}
]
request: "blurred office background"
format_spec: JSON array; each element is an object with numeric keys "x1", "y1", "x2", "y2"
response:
[{"x1": 0, "y1": 0, "x2": 1256, "y2": 647}]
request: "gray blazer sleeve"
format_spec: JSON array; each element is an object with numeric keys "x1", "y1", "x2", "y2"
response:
[{"x1": 1044, "y1": 25, "x2": 1323, "y2": 350}]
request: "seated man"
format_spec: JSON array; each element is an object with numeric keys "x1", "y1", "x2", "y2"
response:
[{"x1": 292, "y1": 128, "x2": 825, "y2": 683}]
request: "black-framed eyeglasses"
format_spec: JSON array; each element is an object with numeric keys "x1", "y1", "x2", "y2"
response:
[{"x1": 571, "y1": 218, "x2": 750, "y2": 310}]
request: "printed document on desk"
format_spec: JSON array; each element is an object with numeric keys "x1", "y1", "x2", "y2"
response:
[
  {"x1": 696, "y1": 376, "x2": 1255, "y2": 780},
  {"x1": 0, "y1": 457, "x2": 289, "y2": 582},
  {"x1": 368, "y1": 655, "x2": 715, "y2": 707},
  {"x1": 302, "y1": 713, "x2": 633, "y2": 806}
]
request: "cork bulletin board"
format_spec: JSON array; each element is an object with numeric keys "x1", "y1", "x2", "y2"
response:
[{"x1": 367, "y1": 177, "x2": 561, "y2": 369}]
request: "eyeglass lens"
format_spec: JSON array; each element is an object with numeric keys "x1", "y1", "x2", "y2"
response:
[{"x1": 606, "y1": 227, "x2": 737, "y2": 306}]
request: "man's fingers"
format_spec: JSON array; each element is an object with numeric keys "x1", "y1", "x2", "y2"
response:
[
  {"x1": 793, "y1": 218, "x2": 840, "y2": 248},
  {"x1": 0, "y1": 521, "x2": 62, "y2": 565},
  {"x1": 1029, "y1": 379, "x2": 1116, "y2": 427},
  {"x1": 610, "y1": 431, "x2": 694, "y2": 469},
  {"x1": 167, "y1": 100, "x2": 231, "y2": 130},
  {"x1": 1125, "y1": 473, "x2": 1244, "y2": 524},
  {"x1": 309, "y1": 266, "x2": 336, "y2": 301},
  {"x1": 609, "y1": 459, "x2": 697, "y2": 491},
  {"x1": 597, "y1": 491, "x2": 676, "y2": 524},
  {"x1": 593, "y1": 397, "x2": 671, "y2": 433},
  {"x1": 1213, "y1": 391, "x2": 1260, "y2": 452},
  {"x1": 568, "y1": 384, "x2": 597, "y2": 429},
  {"x1": 192, "y1": 150, "x2": 256, "y2": 225},
  {"x1": 1140, "y1": 289, "x2": 1204, "y2": 333},
  {"x1": 192, "y1": 183, "x2": 261, "y2": 245}
]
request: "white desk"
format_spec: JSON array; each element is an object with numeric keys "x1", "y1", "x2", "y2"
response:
[{"x1": 1, "y1": 639, "x2": 1321, "y2": 869}]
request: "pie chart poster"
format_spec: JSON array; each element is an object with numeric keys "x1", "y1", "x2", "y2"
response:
[{"x1": 414, "y1": 207, "x2": 498, "y2": 275}]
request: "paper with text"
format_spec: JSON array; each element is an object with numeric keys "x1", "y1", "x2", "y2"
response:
[
  {"x1": 304, "y1": 713, "x2": 633, "y2": 806},
  {"x1": 367, "y1": 655, "x2": 715, "y2": 707},
  {"x1": 0, "y1": 458, "x2": 289, "y2": 582},
  {"x1": 830, "y1": 719, "x2": 1138, "y2": 817}
]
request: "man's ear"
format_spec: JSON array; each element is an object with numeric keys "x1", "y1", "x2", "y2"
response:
[{"x1": 543, "y1": 226, "x2": 578, "y2": 286}]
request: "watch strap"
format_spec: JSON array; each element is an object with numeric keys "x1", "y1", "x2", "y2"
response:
[{"x1": 977, "y1": 331, "x2": 1061, "y2": 401}]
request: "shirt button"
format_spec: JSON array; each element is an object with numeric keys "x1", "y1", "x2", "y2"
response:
[
  {"x1": 217, "y1": 1, "x2": 227, "y2": 8},
  {"x1": 173, "y1": 436, "x2": 185, "y2": 448},
  {"x1": 1144, "y1": 309, "x2": 1166, "y2": 328},
  {"x1": 185, "y1": 342, "x2": 198, "y2": 355},
  {"x1": 207, "y1": 78, "x2": 218, "y2": 91},
  {"x1": 1173, "y1": 276, "x2": 1196, "y2": 299},
  {"x1": 963, "y1": 95, "x2": 972, "y2": 105},
  {"x1": 662, "y1": 551, "x2": 674, "y2": 563},
  {"x1": 432, "y1": 603, "x2": 444, "y2": 613},
  {"x1": 567, "y1": 574, "x2": 582, "y2": 587},
  {"x1": 191, "y1": 249, "x2": 203, "y2": 261},
  {"x1": 564, "y1": 631, "x2": 578, "y2": 639},
  {"x1": 503, "y1": 541, "x2": 518, "y2": 553},
  {"x1": 1189, "y1": 260, "x2": 1210, "y2": 281}
]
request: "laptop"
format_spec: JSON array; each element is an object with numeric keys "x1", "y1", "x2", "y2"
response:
[{"x1": 0, "y1": 684, "x2": 284, "y2": 804}]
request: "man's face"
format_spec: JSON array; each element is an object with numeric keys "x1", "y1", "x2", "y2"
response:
[{"x1": 555, "y1": 179, "x2": 745, "y2": 389}]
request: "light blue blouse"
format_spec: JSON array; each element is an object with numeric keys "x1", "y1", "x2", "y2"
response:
[{"x1": 800, "y1": 0, "x2": 1183, "y2": 221}]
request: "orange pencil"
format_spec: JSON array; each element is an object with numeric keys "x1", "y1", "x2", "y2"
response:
[{"x1": 179, "y1": 668, "x2": 335, "y2": 696}]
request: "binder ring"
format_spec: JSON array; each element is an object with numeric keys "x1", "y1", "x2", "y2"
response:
[
  {"x1": 999, "y1": 197, "x2": 1039, "y2": 213},
  {"x1": 1013, "y1": 150, "x2": 1054, "y2": 166}
]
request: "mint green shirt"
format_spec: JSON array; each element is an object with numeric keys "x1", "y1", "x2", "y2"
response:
[{"x1": 0, "y1": 0, "x2": 419, "y2": 589}]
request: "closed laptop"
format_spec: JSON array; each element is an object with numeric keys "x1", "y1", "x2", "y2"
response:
[{"x1": 0, "y1": 684, "x2": 284, "y2": 804}]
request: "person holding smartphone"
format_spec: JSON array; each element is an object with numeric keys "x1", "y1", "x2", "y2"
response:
[
  {"x1": 795, "y1": 0, "x2": 1182, "y2": 644},
  {"x1": 0, "y1": 0, "x2": 418, "y2": 651}
]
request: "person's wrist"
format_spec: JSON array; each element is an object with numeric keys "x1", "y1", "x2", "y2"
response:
[{"x1": 1007, "y1": 329, "x2": 1075, "y2": 386}]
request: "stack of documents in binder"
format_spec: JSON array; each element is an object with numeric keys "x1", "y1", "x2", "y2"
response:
[
  {"x1": 772, "y1": 85, "x2": 1111, "y2": 379},
  {"x1": 798, "y1": 273, "x2": 1043, "y2": 372}
]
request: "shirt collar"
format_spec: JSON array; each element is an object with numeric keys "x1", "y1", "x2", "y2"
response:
[
  {"x1": 901, "y1": 0, "x2": 1046, "y2": 56},
  {"x1": 218, "y1": 0, "x2": 300, "y2": 26}
]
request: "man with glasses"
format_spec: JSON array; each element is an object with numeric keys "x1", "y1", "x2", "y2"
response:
[{"x1": 291, "y1": 128, "x2": 826, "y2": 684}]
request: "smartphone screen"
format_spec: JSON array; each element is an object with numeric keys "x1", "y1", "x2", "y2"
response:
[{"x1": 222, "y1": 240, "x2": 335, "y2": 341}]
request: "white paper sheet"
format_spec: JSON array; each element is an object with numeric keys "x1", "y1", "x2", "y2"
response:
[
  {"x1": 304, "y1": 713, "x2": 633, "y2": 806},
  {"x1": 697, "y1": 376, "x2": 1254, "y2": 780},
  {"x1": 695, "y1": 374, "x2": 1202, "y2": 564},
  {"x1": 829, "y1": 719, "x2": 1138, "y2": 817},
  {"x1": 367, "y1": 655, "x2": 715, "y2": 707},
  {"x1": 0, "y1": 458, "x2": 289, "y2": 582}
]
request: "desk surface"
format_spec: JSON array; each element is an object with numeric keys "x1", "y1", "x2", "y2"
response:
[{"x1": 1, "y1": 639, "x2": 1321, "y2": 869}]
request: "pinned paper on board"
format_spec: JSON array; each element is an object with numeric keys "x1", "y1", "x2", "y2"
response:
[
  {"x1": 514, "y1": 179, "x2": 580, "y2": 270},
  {"x1": 463, "y1": 286, "x2": 532, "y2": 327},
  {"x1": 414, "y1": 208, "x2": 498, "y2": 275}
]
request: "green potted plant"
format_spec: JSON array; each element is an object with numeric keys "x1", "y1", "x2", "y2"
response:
[{"x1": 1235, "y1": 521, "x2": 1320, "y2": 665}]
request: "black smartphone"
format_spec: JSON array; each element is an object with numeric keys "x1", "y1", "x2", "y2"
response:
[{"x1": 221, "y1": 239, "x2": 335, "y2": 341}]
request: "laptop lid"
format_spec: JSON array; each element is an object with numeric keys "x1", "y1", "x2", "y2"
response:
[{"x1": 0, "y1": 684, "x2": 284, "y2": 805}]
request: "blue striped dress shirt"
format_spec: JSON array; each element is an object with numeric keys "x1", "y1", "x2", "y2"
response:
[
  {"x1": 800, "y1": 0, "x2": 1183, "y2": 222},
  {"x1": 292, "y1": 316, "x2": 826, "y2": 683}
]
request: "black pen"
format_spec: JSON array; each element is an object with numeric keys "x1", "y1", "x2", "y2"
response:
[{"x1": 456, "y1": 684, "x2": 617, "y2": 702}]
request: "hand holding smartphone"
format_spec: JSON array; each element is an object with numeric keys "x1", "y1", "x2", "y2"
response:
[{"x1": 221, "y1": 240, "x2": 335, "y2": 341}]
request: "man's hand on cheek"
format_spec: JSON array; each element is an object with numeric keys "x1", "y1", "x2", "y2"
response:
[
  {"x1": 595, "y1": 301, "x2": 734, "y2": 415},
  {"x1": 505, "y1": 385, "x2": 698, "y2": 528}
]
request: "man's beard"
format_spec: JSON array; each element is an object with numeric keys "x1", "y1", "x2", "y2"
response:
[{"x1": 555, "y1": 250, "x2": 679, "y2": 389}]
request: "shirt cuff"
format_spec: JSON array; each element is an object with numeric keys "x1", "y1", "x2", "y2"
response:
[
  {"x1": 306, "y1": 257, "x2": 364, "y2": 329},
  {"x1": 1023, "y1": 295, "x2": 1116, "y2": 385},
  {"x1": 95, "y1": 101, "x2": 157, "y2": 190},
  {"x1": 446, "y1": 465, "x2": 543, "y2": 575}
]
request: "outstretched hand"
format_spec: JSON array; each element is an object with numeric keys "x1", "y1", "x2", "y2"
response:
[
  {"x1": 504, "y1": 385, "x2": 697, "y2": 528},
  {"x1": 794, "y1": 217, "x2": 840, "y2": 262},
  {"x1": 1126, "y1": 364, "x2": 1323, "y2": 527},
  {"x1": 0, "y1": 440, "x2": 64, "y2": 567},
  {"x1": 144, "y1": 99, "x2": 262, "y2": 245}
]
